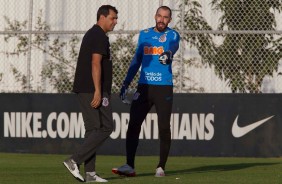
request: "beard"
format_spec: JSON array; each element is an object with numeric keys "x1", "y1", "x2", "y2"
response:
[{"x1": 155, "y1": 22, "x2": 167, "y2": 32}]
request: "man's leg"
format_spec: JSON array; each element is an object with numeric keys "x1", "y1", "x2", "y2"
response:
[
  {"x1": 72, "y1": 93, "x2": 113, "y2": 169},
  {"x1": 126, "y1": 85, "x2": 153, "y2": 169},
  {"x1": 154, "y1": 86, "x2": 173, "y2": 170},
  {"x1": 83, "y1": 130, "x2": 96, "y2": 172}
]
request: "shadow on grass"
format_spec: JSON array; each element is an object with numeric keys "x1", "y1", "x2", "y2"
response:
[
  {"x1": 107, "y1": 162, "x2": 280, "y2": 180},
  {"x1": 165, "y1": 162, "x2": 279, "y2": 176}
]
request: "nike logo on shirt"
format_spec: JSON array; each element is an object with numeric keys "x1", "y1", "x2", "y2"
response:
[{"x1": 232, "y1": 115, "x2": 274, "y2": 138}]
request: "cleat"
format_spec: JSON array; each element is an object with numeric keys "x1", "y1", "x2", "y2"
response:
[
  {"x1": 112, "y1": 164, "x2": 136, "y2": 177},
  {"x1": 85, "y1": 172, "x2": 108, "y2": 183},
  {"x1": 155, "y1": 167, "x2": 165, "y2": 177},
  {"x1": 63, "y1": 158, "x2": 84, "y2": 182}
]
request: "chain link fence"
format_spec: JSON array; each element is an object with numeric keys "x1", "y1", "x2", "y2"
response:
[{"x1": 1, "y1": 0, "x2": 282, "y2": 93}]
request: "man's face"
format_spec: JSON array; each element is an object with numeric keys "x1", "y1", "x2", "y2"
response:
[
  {"x1": 155, "y1": 8, "x2": 171, "y2": 32},
  {"x1": 103, "y1": 10, "x2": 118, "y2": 32}
]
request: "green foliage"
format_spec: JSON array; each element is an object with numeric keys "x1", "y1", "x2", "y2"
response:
[
  {"x1": 175, "y1": 0, "x2": 216, "y2": 92},
  {"x1": 3, "y1": 10, "x2": 79, "y2": 92},
  {"x1": 4, "y1": 1, "x2": 282, "y2": 93},
  {"x1": 40, "y1": 35, "x2": 79, "y2": 93},
  {"x1": 2, "y1": 10, "x2": 137, "y2": 93},
  {"x1": 177, "y1": 0, "x2": 282, "y2": 93},
  {"x1": 211, "y1": 0, "x2": 282, "y2": 93},
  {"x1": 111, "y1": 33, "x2": 138, "y2": 93},
  {"x1": 177, "y1": 0, "x2": 215, "y2": 63}
]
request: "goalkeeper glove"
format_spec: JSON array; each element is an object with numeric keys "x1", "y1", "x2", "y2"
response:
[
  {"x1": 120, "y1": 81, "x2": 131, "y2": 104},
  {"x1": 159, "y1": 51, "x2": 172, "y2": 65}
]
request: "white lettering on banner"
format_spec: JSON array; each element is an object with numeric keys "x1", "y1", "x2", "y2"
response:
[
  {"x1": 3, "y1": 112, "x2": 215, "y2": 140},
  {"x1": 4, "y1": 112, "x2": 85, "y2": 138},
  {"x1": 21, "y1": 112, "x2": 33, "y2": 137},
  {"x1": 121, "y1": 113, "x2": 129, "y2": 139},
  {"x1": 111, "y1": 113, "x2": 129, "y2": 139},
  {"x1": 16, "y1": 112, "x2": 20, "y2": 137},
  {"x1": 4, "y1": 112, "x2": 16, "y2": 137},
  {"x1": 110, "y1": 113, "x2": 214, "y2": 140},
  {"x1": 176, "y1": 113, "x2": 214, "y2": 140},
  {"x1": 69, "y1": 113, "x2": 84, "y2": 138},
  {"x1": 178, "y1": 114, "x2": 191, "y2": 139},
  {"x1": 33, "y1": 112, "x2": 42, "y2": 138},
  {"x1": 57, "y1": 112, "x2": 70, "y2": 138},
  {"x1": 204, "y1": 113, "x2": 214, "y2": 140},
  {"x1": 171, "y1": 113, "x2": 179, "y2": 139},
  {"x1": 139, "y1": 113, "x2": 158, "y2": 139},
  {"x1": 111, "y1": 113, "x2": 121, "y2": 139},
  {"x1": 47, "y1": 112, "x2": 57, "y2": 138}
]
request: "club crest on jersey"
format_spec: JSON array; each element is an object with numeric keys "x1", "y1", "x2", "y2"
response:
[
  {"x1": 159, "y1": 34, "x2": 167, "y2": 42},
  {"x1": 102, "y1": 97, "x2": 109, "y2": 107},
  {"x1": 144, "y1": 46, "x2": 164, "y2": 55}
]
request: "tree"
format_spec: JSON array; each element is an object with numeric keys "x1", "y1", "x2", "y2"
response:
[
  {"x1": 110, "y1": 33, "x2": 138, "y2": 93},
  {"x1": 2, "y1": 11, "x2": 137, "y2": 93},
  {"x1": 211, "y1": 0, "x2": 282, "y2": 93},
  {"x1": 3, "y1": 10, "x2": 79, "y2": 92},
  {"x1": 174, "y1": 0, "x2": 216, "y2": 92}
]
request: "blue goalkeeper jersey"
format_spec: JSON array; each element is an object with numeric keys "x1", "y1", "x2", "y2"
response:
[{"x1": 124, "y1": 27, "x2": 180, "y2": 86}]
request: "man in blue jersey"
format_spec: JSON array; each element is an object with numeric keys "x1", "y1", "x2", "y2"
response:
[{"x1": 112, "y1": 6, "x2": 180, "y2": 177}]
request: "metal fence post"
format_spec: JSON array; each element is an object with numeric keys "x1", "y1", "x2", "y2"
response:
[
  {"x1": 179, "y1": 0, "x2": 185, "y2": 92},
  {"x1": 26, "y1": 0, "x2": 33, "y2": 92}
]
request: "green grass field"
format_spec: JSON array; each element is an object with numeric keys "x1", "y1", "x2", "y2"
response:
[{"x1": 0, "y1": 153, "x2": 281, "y2": 184}]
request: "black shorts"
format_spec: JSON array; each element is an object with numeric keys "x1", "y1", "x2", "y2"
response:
[{"x1": 129, "y1": 84, "x2": 173, "y2": 130}]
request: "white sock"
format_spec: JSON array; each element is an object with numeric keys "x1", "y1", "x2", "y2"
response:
[{"x1": 86, "y1": 171, "x2": 96, "y2": 176}]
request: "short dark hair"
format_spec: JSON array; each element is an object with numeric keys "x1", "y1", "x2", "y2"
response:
[
  {"x1": 97, "y1": 5, "x2": 118, "y2": 21},
  {"x1": 156, "y1": 6, "x2": 172, "y2": 18}
]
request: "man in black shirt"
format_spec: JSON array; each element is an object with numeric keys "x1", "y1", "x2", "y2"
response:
[{"x1": 63, "y1": 5, "x2": 118, "y2": 182}]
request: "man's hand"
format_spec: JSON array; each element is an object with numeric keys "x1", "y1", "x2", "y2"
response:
[
  {"x1": 91, "y1": 91, "x2": 102, "y2": 108},
  {"x1": 159, "y1": 51, "x2": 172, "y2": 65},
  {"x1": 120, "y1": 81, "x2": 130, "y2": 104}
]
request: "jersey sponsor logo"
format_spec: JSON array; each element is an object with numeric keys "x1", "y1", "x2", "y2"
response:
[
  {"x1": 144, "y1": 46, "x2": 164, "y2": 55},
  {"x1": 159, "y1": 34, "x2": 167, "y2": 42},
  {"x1": 144, "y1": 72, "x2": 162, "y2": 81}
]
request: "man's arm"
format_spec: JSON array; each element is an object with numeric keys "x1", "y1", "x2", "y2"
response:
[
  {"x1": 91, "y1": 53, "x2": 102, "y2": 108},
  {"x1": 123, "y1": 32, "x2": 144, "y2": 85},
  {"x1": 159, "y1": 30, "x2": 180, "y2": 65},
  {"x1": 169, "y1": 30, "x2": 180, "y2": 55},
  {"x1": 124, "y1": 51, "x2": 142, "y2": 85},
  {"x1": 119, "y1": 32, "x2": 143, "y2": 103}
]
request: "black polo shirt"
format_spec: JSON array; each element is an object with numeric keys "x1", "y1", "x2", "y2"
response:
[{"x1": 73, "y1": 24, "x2": 112, "y2": 94}]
